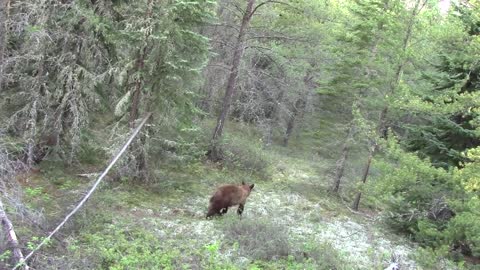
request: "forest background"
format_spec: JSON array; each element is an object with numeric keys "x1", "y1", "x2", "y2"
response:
[{"x1": 0, "y1": 0, "x2": 479, "y2": 269}]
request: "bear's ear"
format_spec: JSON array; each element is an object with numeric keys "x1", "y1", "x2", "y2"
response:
[
  {"x1": 249, "y1": 184, "x2": 255, "y2": 190},
  {"x1": 242, "y1": 181, "x2": 246, "y2": 185}
]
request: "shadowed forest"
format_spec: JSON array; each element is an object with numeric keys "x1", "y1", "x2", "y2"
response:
[{"x1": 0, "y1": 0, "x2": 480, "y2": 269}]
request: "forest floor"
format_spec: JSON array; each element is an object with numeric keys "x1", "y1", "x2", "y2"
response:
[{"x1": 14, "y1": 139, "x2": 434, "y2": 270}]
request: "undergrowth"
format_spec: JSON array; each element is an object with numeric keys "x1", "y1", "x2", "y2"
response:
[
  {"x1": 4, "y1": 122, "x2": 471, "y2": 269},
  {"x1": 222, "y1": 218, "x2": 291, "y2": 261}
]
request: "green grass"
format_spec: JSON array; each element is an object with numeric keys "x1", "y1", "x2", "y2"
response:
[{"x1": 5, "y1": 121, "x2": 464, "y2": 269}]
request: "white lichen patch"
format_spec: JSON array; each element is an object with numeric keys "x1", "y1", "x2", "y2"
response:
[
  {"x1": 124, "y1": 156, "x2": 422, "y2": 269},
  {"x1": 312, "y1": 219, "x2": 415, "y2": 269},
  {"x1": 236, "y1": 182, "x2": 419, "y2": 269}
]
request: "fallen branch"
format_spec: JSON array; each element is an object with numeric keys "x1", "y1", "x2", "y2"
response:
[
  {"x1": 76, "y1": 173, "x2": 100, "y2": 179},
  {"x1": 0, "y1": 198, "x2": 29, "y2": 270},
  {"x1": 13, "y1": 112, "x2": 152, "y2": 270}
]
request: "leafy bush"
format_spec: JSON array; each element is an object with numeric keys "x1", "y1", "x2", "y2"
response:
[
  {"x1": 222, "y1": 218, "x2": 290, "y2": 261},
  {"x1": 414, "y1": 246, "x2": 467, "y2": 270},
  {"x1": 373, "y1": 138, "x2": 480, "y2": 262},
  {"x1": 448, "y1": 149, "x2": 480, "y2": 258},
  {"x1": 372, "y1": 137, "x2": 453, "y2": 235},
  {"x1": 445, "y1": 207, "x2": 480, "y2": 258}
]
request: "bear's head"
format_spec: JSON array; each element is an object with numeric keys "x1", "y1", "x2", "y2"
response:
[{"x1": 241, "y1": 181, "x2": 255, "y2": 195}]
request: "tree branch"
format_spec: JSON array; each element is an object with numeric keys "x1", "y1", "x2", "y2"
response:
[
  {"x1": 246, "y1": 35, "x2": 307, "y2": 42},
  {"x1": 250, "y1": 0, "x2": 294, "y2": 18}
]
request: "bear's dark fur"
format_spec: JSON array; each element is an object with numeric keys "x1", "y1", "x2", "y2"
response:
[{"x1": 206, "y1": 181, "x2": 254, "y2": 218}]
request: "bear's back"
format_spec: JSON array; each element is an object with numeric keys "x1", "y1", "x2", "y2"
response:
[{"x1": 212, "y1": 185, "x2": 247, "y2": 205}]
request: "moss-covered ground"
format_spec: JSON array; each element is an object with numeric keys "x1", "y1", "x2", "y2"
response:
[{"x1": 11, "y1": 153, "x2": 427, "y2": 268}]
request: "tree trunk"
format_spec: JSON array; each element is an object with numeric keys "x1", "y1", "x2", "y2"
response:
[
  {"x1": 283, "y1": 98, "x2": 305, "y2": 147},
  {"x1": 128, "y1": 0, "x2": 153, "y2": 127},
  {"x1": 208, "y1": 0, "x2": 256, "y2": 161},
  {"x1": 352, "y1": 149, "x2": 374, "y2": 210},
  {"x1": 200, "y1": 77, "x2": 215, "y2": 115},
  {"x1": 283, "y1": 109, "x2": 296, "y2": 146},
  {"x1": 338, "y1": 41, "x2": 380, "y2": 201},
  {"x1": 199, "y1": 5, "x2": 227, "y2": 116},
  {"x1": 128, "y1": 49, "x2": 148, "y2": 180},
  {"x1": 378, "y1": 106, "x2": 389, "y2": 139},
  {"x1": 128, "y1": 1, "x2": 152, "y2": 179},
  {"x1": 129, "y1": 46, "x2": 147, "y2": 129},
  {"x1": 0, "y1": 0, "x2": 9, "y2": 91},
  {"x1": 332, "y1": 125, "x2": 354, "y2": 193},
  {"x1": 0, "y1": 199, "x2": 29, "y2": 270},
  {"x1": 265, "y1": 81, "x2": 285, "y2": 147}
]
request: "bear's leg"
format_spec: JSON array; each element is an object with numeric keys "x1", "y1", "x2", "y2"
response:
[
  {"x1": 220, "y1": 207, "x2": 229, "y2": 215},
  {"x1": 237, "y1": 204, "x2": 244, "y2": 216}
]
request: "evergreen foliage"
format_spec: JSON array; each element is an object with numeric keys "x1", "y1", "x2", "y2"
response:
[{"x1": 402, "y1": 2, "x2": 480, "y2": 168}]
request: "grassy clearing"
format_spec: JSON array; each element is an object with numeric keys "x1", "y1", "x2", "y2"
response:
[
  {"x1": 14, "y1": 161, "x2": 417, "y2": 269},
  {"x1": 4, "y1": 123, "x2": 457, "y2": 270}
]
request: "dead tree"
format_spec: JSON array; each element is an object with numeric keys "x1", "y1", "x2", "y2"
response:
[
  {"x1": 0, "y1": 199, "x2": 29, "y2": 270},
  {"x1": 352, "y1": 143, "x2": 375, "y2": 210},
  {"x1": 283, "y1": 98, "x2": 306, "y2": 146},
  {"x1": 208, "y1": 0, "x2": 256, "y2": 161},
  {"x1": 332, "y1": 124, "x2": 354, "y2": 192}
]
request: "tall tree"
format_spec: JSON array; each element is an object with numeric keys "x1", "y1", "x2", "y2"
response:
[
  {"x1": 326, "y1": 0, "x2": 398, "y2": 193},
  {"x1": 0, "y1": 0, "x2": 214, "y2": 176},
  {"x1": 0, "y1": 0, "x2": 8, "y2": 91},
  {"x1": 401, "y1": 1, "x2": 480, "y2": 168},
  {"x1": 1, "y1": 0, "x2": 107, "y2": 166},
  {"x1": 208, "y1": 0, "x2": 256, "y2": 161},
  {"x1": 359, "y1": 0, "x2": 480, "y2": 258},
  {"x1": 106, "y1": 0, "x2": 214, "y2": 179},
  {"x1": 352, "y1": 0, "x2": 427, "y2": 210}
]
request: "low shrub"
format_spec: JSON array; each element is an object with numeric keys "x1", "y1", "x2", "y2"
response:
[
  {"x1": 32, "y1": 222, "x2": 238, "y2": 270},
  {"x1": 220, "y1": 137, "x2": 272, "y2": 179},
  {"x1": 228, "y1": 236, "x2": 352, "y2": 270},
  {"x1": 222, "y1": 218, "x2": 290, "y2": 261},
  {"x1": 301, "y1": 241, "x2": 352, "y2": 269},
  {"x1": 414, "y1": 246, "x2": 468, "y2": 270},
  {"x1": 372, "y1": 138, "x2": 480, "y2": 265}
]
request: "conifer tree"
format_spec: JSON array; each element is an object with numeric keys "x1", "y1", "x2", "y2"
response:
[{"x1": 402, "y1": 1, "x2": 480, "y2": 168}]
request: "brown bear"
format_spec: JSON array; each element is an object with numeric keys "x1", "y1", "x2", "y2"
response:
[{"x1": 206, "y1": 181, "x2": 255, "y2": 218}]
